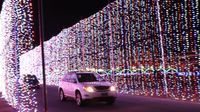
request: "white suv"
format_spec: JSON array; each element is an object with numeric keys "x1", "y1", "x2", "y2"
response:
[{"x1": 58, "y1": 72, "x2": 117, "y2": 106}]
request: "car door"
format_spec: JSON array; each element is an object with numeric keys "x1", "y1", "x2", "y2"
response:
[
  {"x1": 61, "y1": 75, "x2": 70, "y2": 96},
  {"x1": 68, "y1": 73, "x2": 77, "y2": 98}
]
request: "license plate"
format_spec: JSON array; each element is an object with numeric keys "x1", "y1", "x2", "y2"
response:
[{"x1": 101, "y1": 93, "x2": 108, "y2": 96}]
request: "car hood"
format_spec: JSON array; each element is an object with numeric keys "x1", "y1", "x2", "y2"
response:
[{"x1": 81, "y1": 81, "x2": 112, "y2": 87}]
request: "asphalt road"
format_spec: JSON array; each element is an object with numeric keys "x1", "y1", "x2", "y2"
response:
[{"x1": 35, "y1": 85, "x2": 200, "y2": 112}]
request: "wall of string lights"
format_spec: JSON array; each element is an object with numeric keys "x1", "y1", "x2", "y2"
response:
[
  {"x1": 60, "y1": 0, "x2": 199, "y2": 73},
  {"x1": 0, "y1": 0, "x2": 37, "y2": 111}
]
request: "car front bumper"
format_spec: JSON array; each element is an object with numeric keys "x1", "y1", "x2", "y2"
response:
[{"x1": 81, "y1": 91, "x2": 117, "y2": 100}]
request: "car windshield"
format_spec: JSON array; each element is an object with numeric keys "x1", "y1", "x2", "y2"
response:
[{"x1": 77, "y1": 73, "x2": 98, "y2": 82}]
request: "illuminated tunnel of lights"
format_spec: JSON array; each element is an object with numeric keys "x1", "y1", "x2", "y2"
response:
[{"x1": 0, "y1": 0, "x2": 200, "y2": 111}]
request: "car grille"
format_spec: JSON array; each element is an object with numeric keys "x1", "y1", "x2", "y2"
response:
[{"x1": 94, "y1": 86, "x2": 110, "y2": 92}]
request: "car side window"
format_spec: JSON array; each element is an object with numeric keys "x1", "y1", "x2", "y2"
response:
[
  {"x1": 62, "y1": 75, "x2": 69, "y2": 82},
  {"x1": 68, "y1": 74, "x2": 77, "y2": 83},
  {"x1": 71, "y1": 74, "x2": 76, "y2": 79}
]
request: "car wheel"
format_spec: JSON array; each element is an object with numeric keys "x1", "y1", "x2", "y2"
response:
[
  {"x1": 106, "y1": 98, "x2": 115, "y2": 105},
  {"x1": 60, "y1": 89, "x2": 66, "y2": 101},
  {"x1": 75, "y1": 91, "x2": 84, "y2": 106}
]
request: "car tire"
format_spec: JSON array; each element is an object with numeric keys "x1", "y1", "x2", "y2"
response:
[
  {"x1": 106, "y1": 98, "x2": 115, "y2": 105},
  {"x1": 59, "y1": 89, "x2": 66, "y2": 101},
  {"x1": 75, "y1": 91, "x2": 84, "y2": 106}
]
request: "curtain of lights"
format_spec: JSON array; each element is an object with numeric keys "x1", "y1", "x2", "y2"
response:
[
  {"x1": 20, "y1": 0, "x2": 200, "y2": 102},
  {"x1": 0, "y1": 0, "x2": 37, "y2": 111}
]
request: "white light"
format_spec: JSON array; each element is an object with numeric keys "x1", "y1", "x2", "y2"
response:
[
  {"x1": 110, "y1": 86, "x2": 116, "y2": 91},
  {"x1": 83, "y1": 86, "x2": 94, "y2": 93}
]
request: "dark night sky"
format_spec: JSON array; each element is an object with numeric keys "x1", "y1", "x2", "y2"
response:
[
  {"x1": 35, "y1": 0, "x2": 116, "y2": 46},
  {"x1": 0, "y1": 0, "x2": 115, "y2": 47}
]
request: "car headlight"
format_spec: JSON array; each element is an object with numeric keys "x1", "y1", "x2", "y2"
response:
[
  {"x1": 83, "y1": 86, "x2": 94, "y2": 92},
  {"x1": 110, "y1": 86, "x2": 116, "y2": 91}
]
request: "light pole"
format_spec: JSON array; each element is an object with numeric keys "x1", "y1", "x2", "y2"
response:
[{"x1": 38, "y1": 0, "x2": 48, "y2": 111}]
